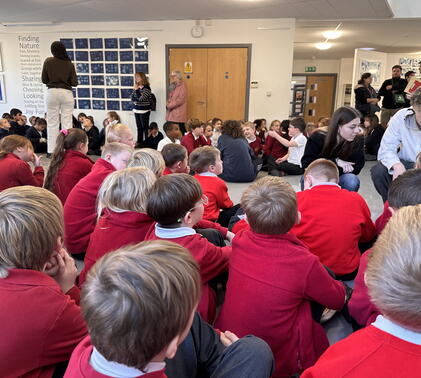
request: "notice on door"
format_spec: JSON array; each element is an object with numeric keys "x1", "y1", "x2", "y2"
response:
[{"x1": 184, "y1": 61, "x2": 193, "y2": 74}]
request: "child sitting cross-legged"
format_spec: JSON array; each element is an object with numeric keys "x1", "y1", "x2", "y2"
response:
[
  {"x1": 145, "y1": 173, "x2": 233, "y2": 322},
  {"x1": 0, "y1": 187, "x2": 86, "y2": 378},
  {"x1": 144, "y1": 122, "x2": 164, "y2": 150},
  {"x1": 189, "y1": 146, "x2": 240, "y2": 227},
  {"x1": 78, "y1": 166, "x2": 156, "y2": 286},
  {"x1": 25, "y1": 117, "x2": 48, "y2": 153},
  {"x1": 215, "y1": 176, "x2": 349, "y2": 378},
  {"x1": 302, "y1": 205, "x2": 421, "y2": 378},
  {"x1": 161, "y1": 143, "x2": 189, "y2": 175}
]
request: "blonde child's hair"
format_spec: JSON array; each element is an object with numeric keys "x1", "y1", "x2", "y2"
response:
[
  {"x1": 82, "y1": 240, "x2": 201, "y2": 370},
  {"x1": 366, "y1": 205, "x2": 421, "y2": 330},
  {"x1": 101, "y1": 142, "x2": 133, "y2": 159},
  {"x1": 304, "y1": 158, "x2": 339, "y2": 183},
  {"x1": 0, "y1": 135, "x2": 33, "y2": 160},
  {"x1": 97, "y1": 166, "x2": 156, "y2": 217},
  {"x1": 128, "y1": 148, "x2": 165, "y2": 177},
  {"x1": 0, "y1": 187, "x2": 63, "y2": 278},
  {"x1": 241, "y1": 176, "x2": 297, "y2": 235},
  {"x1": 242, "y1": 121, "x2": 256, "y2": 131},
  {"x1": 186, "y1": 118, "x2": 204, "y2": 132},
  {"x1": 189, "y1": 146, "x2": 219, "y2": 174},
  {"x1": 106, "y1": 123, "x2": 132, "y2": 144}
]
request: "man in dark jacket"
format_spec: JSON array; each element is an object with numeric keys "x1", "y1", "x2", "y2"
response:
[{"x1": 378, "y1": 65, "x2": 407, "y2": 126}]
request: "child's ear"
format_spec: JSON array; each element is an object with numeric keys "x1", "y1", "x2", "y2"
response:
[
  {"x1": 164, "y1": 336, "x2": 180, "y2": 359},
  {"x1": 208, "y1": 165, "x2": 216, "y2": 173},
  {"x1": 303, "y1": 175, "x2": 312, "y2": 190},
  {"x1": 295, "y1": 211, "x2": 301, "y2": 225},
  {"x1": 182, "y1": 211, "x2": 194, "y2": 227}
]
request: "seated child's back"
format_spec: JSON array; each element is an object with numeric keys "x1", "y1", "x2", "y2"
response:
[{"x1": 216, "y1": 176, "x2": 347, "y2": 378}]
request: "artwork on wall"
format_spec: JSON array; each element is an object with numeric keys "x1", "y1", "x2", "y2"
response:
[
  {"x1": 399, "y1": 57, "x2": 421, "y2": 75},
  {"x1": 0, "y1": 74, "x2": 5, "y2": 103},
  {"x1": 60, "y1": 37, "x2": 149, "y2": 111},
  {"x1": 359, "y1": 59, "x2": 382, "y2": 87}
]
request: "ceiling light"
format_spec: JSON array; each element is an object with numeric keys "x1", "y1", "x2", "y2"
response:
[
  {"x1": 323, "y1": 30, "x2": 342, "y2": 39},
  {"x1": 315, "y1": 42, "x2": 332, "y2": 50},
  {"x1": 360, "y1": 47, "x2": 375, "y2": 51}
]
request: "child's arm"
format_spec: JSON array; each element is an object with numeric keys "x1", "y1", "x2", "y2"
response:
[
  {"x1": 197, "y1": 237, "x2": 231, "y2": 283},
  {"x1": 217, "y1": 181, "x2": 234, "y2": 209},
  {"x1": 181, "y1": 134, "x2": 194, "y2": 155},
  {"x1": 268, "y1": 131, "x2": 298, "y2": 148},
  {"x1": 358, "y1": 196, "x2": 377, "y2": 243},
  {"x1": 196, "y1": 219, "x2": 228, "y2": 238},
  {"x1": 16, "y1": 158, "x2": 44, "y2": 187}
]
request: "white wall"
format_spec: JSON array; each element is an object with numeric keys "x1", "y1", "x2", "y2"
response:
[
  {"x1": 292, "y1": 59, "x2": 340, "y2": 74},
  {"x1": 0, "y1": 18, "x2": 295, "y2": 134},
  {"x1": 336, "y1": 58, "x2": 353, "y2": 107}
]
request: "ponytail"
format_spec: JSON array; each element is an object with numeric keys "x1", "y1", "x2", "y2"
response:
[
  {"x1": 0, "y1": 135, "x2": 32, "y2": 160},
  {"x1": 44, "y1": 128, "x2": 88, "y2": 191}
]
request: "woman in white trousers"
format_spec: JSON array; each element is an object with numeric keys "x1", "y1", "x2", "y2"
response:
[{"x1": 42, "y1": 41, "x2": 78, "y2": 154}]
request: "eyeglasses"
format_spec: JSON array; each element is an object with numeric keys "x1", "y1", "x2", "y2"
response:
[{"x1": 177, "y1": 195, "x2": 209, "y2": 223}]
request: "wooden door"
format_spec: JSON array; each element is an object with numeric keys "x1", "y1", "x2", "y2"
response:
[
  {"x1": 206, "y1": 48, "x2": 248, "y2": 120},
  {"x1": 169, "y1": 48, "x2": 208, "y2": 121},
  {"x1": 168, "y1": 47, "x2": 248, "y2": 122},
  {"x1": 304, "y1": 75, "x2": 336, "y2": 123}
]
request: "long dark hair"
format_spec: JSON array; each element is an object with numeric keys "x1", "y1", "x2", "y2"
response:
[
  {"x1": 44, "y1": 129, "x2": 88, "y2": 191},
  {"x1": 50, "y1": 41, "x2": 70, "y2": 61},
  {"x1": 222, "y1": 120, "x2": 244, "y2": 139},
  {"x1": 322, "y1": 106, "x2": 362, "y2": 160}
]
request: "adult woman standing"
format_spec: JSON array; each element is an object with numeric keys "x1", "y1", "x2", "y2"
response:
[
  {"x1": 166, "y1": 70, "x2": 187, "y2": 135},
  {"x1": 42, "y1": 41, "x2": 77, "y2": 155},
  {"x1": 354, "y1": 73, "x2": 380, "y2": 117},
  {"x1": 131, "y1": 71, "x2": 152, "y2": 147},
  {"x1": 218, "y1": 120, "x2": 257, "y2": 183},
  {"x1": 301, "y1": 106, "x2": 364, "y2": 192}
]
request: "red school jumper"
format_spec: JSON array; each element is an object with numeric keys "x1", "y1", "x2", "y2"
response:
[
  {"x1": 0, "y1": 269, "x2": 87, "y2": 378},
  {"x1": 194, "y1": 174, "x2": 234, "y2": 221},
  {"x1": 348, "y1": 249, "x2": 380, "y2": 326},
  {"x1": 79, "y1": 210, "x2": 155, "y2": 286},
  {"x1": 375, "y1": 200, "x2": 392, "y2": 234},
  {"x1": 53, "y1": 150, "x2": 94, "y2": 205},
  {"x1": 215, "y1": 230, "x2": 346, "y2": 378},
  {"x1": 145, "y1": 225, "x2": 231, "y2": 323},
  {"x1": 0, "y1": 153, "x2": 44, "y2": 191},
  {"x1": 263, "y1": 134, "x2": 288, "y2": 159},
  {"x1": 181, "y1": 132, "x2": 208, "y2": 155},
  {"x1": 301, "y1": 325, "x2": 421, "y2": 378},
  {"x1": 248, "y1": 136, "x2": 262, "y2": 156},
  {"x1": 64, "y1": 336, "x2": 166, "y2": 378},
  {"x1": 64, "y1": 159, "x2": 115, "y2": 255},
  {"x1": 290, "y1": 184, "x2": 376, "y2": 276}
]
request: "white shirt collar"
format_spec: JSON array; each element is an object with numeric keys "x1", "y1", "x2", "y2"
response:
[
  {"x1": 198, "y1": 172, "x2": 217, "y2": 177},
  {"x1": 246, "y1": 136, "x2": 256, "y2": 143},
  {"x1": 90, "y1": 347, "x2": 165, "y2": 377},
  {"x1": 155, "y1": 224, "x2": 196, "y2": 238},
  {"x1": 372, "y1": 315, "x2": 421, "y2": 345}
]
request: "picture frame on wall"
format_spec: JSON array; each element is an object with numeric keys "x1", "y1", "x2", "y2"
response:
[{"x1": 0, "y1": 74, "x2": 6, "y2": 103}]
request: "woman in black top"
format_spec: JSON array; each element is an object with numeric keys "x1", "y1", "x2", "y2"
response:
[
  {"x1": 42, "y1": 41, "x2": 77, "y2": 154},
  {"x1": 301, "y1": 106, "x2": 364, "y2": 192},
  {"x1": 354, "y1": 73, "x2": 380, "y2": 117},
  {"x1": 131, "y1": 72, "x2": 152, "y2": 147}
]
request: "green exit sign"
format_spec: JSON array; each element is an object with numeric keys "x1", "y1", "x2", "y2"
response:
[{"x1": 305, "y1": 66, "x2": 317, "y2": 72}]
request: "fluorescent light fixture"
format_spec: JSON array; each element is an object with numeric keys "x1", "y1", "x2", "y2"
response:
[
  {"x1": 323, "y1": 30, "x2": 342, "y2": 39},
  {"x1": 315, "y1": 42, "x2": 332, "y2": 50},
  {"x1": 1, "y1": 21, "x2": 55, "y2": 27},
  {"x1": 359, "y1": 47, "x2": 375, "y2": 51}
]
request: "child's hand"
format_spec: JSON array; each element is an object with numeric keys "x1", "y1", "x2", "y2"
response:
[
  {"x1": 51, "y1": 248, "x2": 78, "y2": 294},
  {"x1": 32, "y1": 153, "x2": 41, "y2": 167},
  {"x1": 220, "y1": 330, "x2": 239, "y2": 347},
  {"x1": 226, "y1": 231, "x2": 235, "y2": 243},
  {"x1": 268, "y1": 130, "x2": 277, "y2": 138}
]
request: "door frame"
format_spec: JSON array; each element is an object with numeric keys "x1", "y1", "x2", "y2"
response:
[
  {"x1": 166, "y1": 44, "x2": 252, "y2": 120},
  {"x1": 292, "y1": 73, "x2": 338, "y2": 116}
]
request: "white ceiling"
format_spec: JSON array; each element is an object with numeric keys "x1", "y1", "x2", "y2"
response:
[{"x1": 0, "y1": 0, "x2": 392, "y2": 23}]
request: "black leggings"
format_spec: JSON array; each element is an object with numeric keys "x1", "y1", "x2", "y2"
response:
[{"x1": 134, "y1": 111, "x2": 150, "y2": 144}]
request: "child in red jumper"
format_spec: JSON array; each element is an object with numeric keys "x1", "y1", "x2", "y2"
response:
[
  {"x1": 216, "y1": 176, "x2": 348, "y2": 378},
  {"x1": 79, "y1": 166, "x2": 156, "y2": 286},
  {"x1": 290, "y1": 158, "x2": 376, "y2": 279},
  {"x1": 349, "y1": 168, "x2": 421, "y2": 327},
  {"x1": 145, "y1": 173, "x2": 233, "y2": 322},
  {"x1": 181, "y1": 118, "x2": 208, "y2": 155},
  {"x1": 64, "y1": 142, "x2": 133, "y2": 258},
  {"x1": 44, "y1": 128, "x2": 94, "y2": 205},
  {"x1": 65, "y1": 240, "x2": 201, "y2": 378},
  {"x1": 263, "y1": 119, "x2": 288, "y2": 164},
  {"x1": 161, "y1": 143, "x2": 189, "y2": 175},
  {"x1": 190, "y1": 146, "x2": 240, "y2": 227},
  {"x1": 0, "y1": 134, "x2": 44, "y2": 191},
  {"x1": 303, "y1": 205, "x2": 421, "y2": 378},
  {"x1": 242, "y1": 122, "x2": 262, "y2": 157},
  {"x1": 0, "y1": 187, "x2": 87, "y2": 378}
]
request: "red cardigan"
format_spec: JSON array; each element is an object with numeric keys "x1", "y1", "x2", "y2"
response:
[
  {"x1": 290, "y1": 185, "x2": 376, "y2": 275},
  {"x1": 64, "y1": 159, "x2": 116, "y2": 254},
  {"x1": 375, "y1": 200, "x2": 392, "y2": 234},
  {"x1": 53, "y1": 150, "x2": 94, "y2": 205},
  {"x1": 302, "y1": 325, "x2": 421, "y2": 378},
  {"x1": 0, "y1": 269, "x2": 87, "y2": 378},
  {"x1": 248, "y1": 136, "x2": 262, "y2": 156},
  {"x1": 64, "y1": 336, "x2": 167, "y2": 378},
  {"x1": 215, "y1": 230, "x2": 345, "y2": 378},
  {"x1": 162, "y1": 167, "x2": 172, "y2": 175},
  {"x1": 181, "y1": 132, "x2": 208, "y2": 155},
  {"x1": 0, "y1": 153, "x2": 44, "y2": 191},
  {"x1": 79, "y1": 210, "x2": 155, "y2": 285},
  {"x1": 194, "y1": 174, "x2": 234, "y2": 221},
  {"x1": 145, "y1": 226, "x2": 231, "y2": 323},
  {"x1": 348, "y1": 249, "x2": 380, "y2": 326},
  {"x1": 263, "y1": 134, "x2": 288, "y2": 159}
]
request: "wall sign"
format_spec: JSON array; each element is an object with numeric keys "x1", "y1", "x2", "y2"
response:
[
  {"x1": 184, "y1": 61, "x2": 193, "y2": 74},
  {"x1": 305, "y1": 66, "x2": 316, "y2": 72}
]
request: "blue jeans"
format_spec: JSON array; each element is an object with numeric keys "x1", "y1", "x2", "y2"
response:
[{"x1": 338, "y1": 173, "x2": 360, "y2": 192}]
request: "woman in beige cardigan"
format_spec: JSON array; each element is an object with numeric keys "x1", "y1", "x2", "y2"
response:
[{"x1": 166, "y1": 70, "x2": 188, "y2": 135}]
